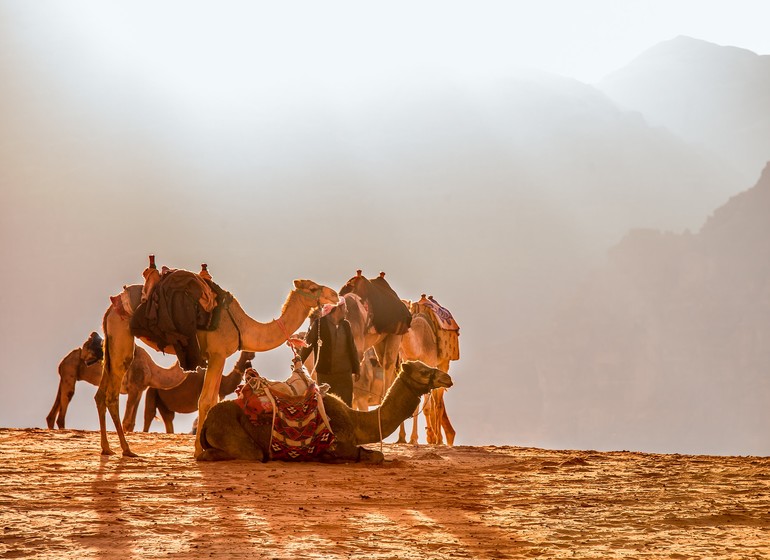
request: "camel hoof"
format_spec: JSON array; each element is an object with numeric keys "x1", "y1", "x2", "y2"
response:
[
  {"x1": 101, "y1": 448, "x2": 115, "y2": 456},
  {"x1": 122, "y1": 449, "x2": 139, "y2": 458}
]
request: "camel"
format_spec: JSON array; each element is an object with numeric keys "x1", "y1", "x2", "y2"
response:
[
  {"x1": 98, "y1": 273, "x2": 338, "y2": 457},
  {"x1": 47, "y1": 332, "x2": 104, "y2": 429},
  {"x1": 338, "y1": 271, "x2": 410, "y2": 412},
  {"x1": 142, "y1": 351, "x2": 255, "y2": 433},
  {"x1": 47, "y1": 332, "x2": 189, "y2": 431},
  {"x1": 120, "y1": 347, "x2": 192, "y2": 432},
  {"x1": 400, "y1": 308, "x2": 457, "y2": 445},
  {"x1": 197, "y1": 359, "x2": 453, "y2": 463}
]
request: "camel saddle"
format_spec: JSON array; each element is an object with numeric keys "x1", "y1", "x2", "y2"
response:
[
  {"x1": 129, "y1": 269, "x2": 228, "y2": 370},
  {"x1": 411, "y1": 296, "x2": 460, "y2": 361},
  {"x1": 340, "y1": 273, "x2": 412, "y2": 335},
  {"x1": 234, "y1": 369, "x2": 336, "y2": 461}
]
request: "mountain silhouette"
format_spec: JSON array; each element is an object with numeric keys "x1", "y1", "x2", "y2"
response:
[
  {"x1": 598, "y1": 36, "x2": 770, "y2": 182},
  {"x1": 522, "y1": 162, "x2": 770, "y2": 455}
]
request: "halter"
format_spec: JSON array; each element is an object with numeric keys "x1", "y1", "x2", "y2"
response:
[{"x1": 400, "y1": 368, "x2": 438, "y2": 400}]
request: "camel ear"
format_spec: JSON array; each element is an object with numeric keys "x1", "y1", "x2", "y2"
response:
[{"x1": 400, "y1": 360, "x2": 415, "y2": 376}]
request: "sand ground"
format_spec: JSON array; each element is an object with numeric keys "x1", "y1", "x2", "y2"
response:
[{"x1": 1, "y1": 428, "x2": 769, "y2": 559}]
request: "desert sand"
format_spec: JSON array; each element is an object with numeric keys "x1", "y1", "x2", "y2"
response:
[{"x1": 1, "y1": 428, "x2": 769, "y2": 559}]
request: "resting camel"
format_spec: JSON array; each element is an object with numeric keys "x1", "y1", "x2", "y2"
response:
[
  {"x1": 400, "y1": 307, "x2": 457, "y2": 445},
  {"x1": 198, "y1": 360, "x2": 453, "y2": 463},
  {"x1": 47, "y1": 332, "x2": 104, "y2": 429},
  {"x1": 98, "y1": 274, "x2": 338, "y2": 457},
  {"x1": 47, "y1": 332, "x2": 189, "y2": 431},
  {"x1": 143, "y1": 351, "x2": 254, "y2": 433}
]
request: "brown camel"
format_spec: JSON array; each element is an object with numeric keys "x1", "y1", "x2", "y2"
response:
[
  {"x1": 142, "y1": 351, "x2": 255, "y2": 433},
  {"x1": 46, "y1": 332, "x2": 104, "y2": 429},
  {"x1": 339, "y1": 271, "x2": 410, "y2": 417},
  {"x1": 400, "y1": 306, "x2": 457, "y2": 445},
  {"x1": 47, "y1": 332, "x2": 189, "y2": 431},
  {"x1": 120, "y1": 347, "x2": 190, "y2": 432},
  {"x1": 197, "y1": 360, "x2": 453, "y2": 463},
  {"x1": 98, "y1": 274, "x2": 338, "y2": 457}
]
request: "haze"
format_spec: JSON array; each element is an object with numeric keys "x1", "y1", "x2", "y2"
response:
[{"x1": 2, "y1": 1, "x2": 769, "y2": 455}]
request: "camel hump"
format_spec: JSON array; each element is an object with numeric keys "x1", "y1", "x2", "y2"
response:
[
  {"x1": 366, "y1": 275, "x2": 412, "y2": 335},
  {"x1": 340, "y1": 272, "x2": 411, "y2": 334},
  {"x1": 413, "y1": 296, "x2": 460, "y2": 332}
]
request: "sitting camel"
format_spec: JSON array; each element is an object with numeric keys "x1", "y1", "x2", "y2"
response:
[
  {"x1": 47, "y1": 332, "x2": 189, "y2": 431},
  {"x1": 142, "y1": 351, "x2": 254, "y2": 433},
  {"x1": 197, "y1": 360, "x2": 452, "y2": 463},
  {"x1": 98, "y1": 267, "x2": 338, "y2": 457}
]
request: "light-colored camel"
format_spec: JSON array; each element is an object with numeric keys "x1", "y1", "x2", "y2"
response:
[
  {"x1": 197, "y1": 360, "x2": 453, "y2": 463},
  {"x1": 47, "y1": 332, "x2": 188, "y2": 431},
  {"x1": 47, "y1": 332, "x2": 104, "y2": 429},
  {"x1": 97, "y1": 277, "x2": 338, "y2": 457},
  {"x1": 142, "y1": 351, "x2": 254, "y2": 433},
  {"x1": 400, "y1": 310, "x2": 457, "y2": 445}
]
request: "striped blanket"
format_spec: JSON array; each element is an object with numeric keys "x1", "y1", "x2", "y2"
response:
[{"x1": 234, "y1": 369, "x2": 336, "y2": 461}]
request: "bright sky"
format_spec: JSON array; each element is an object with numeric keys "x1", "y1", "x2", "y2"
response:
[{"x1": 7, "y1": 1, "x2": 770, "y2": 113}]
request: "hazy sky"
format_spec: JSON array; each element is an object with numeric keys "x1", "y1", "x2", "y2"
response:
[
  {"x1": 2, "y1": 1, "x2": 769, "y2": 454},
  {"x1": 6, "y1": 1, "x2": 770, "y2": 107}
]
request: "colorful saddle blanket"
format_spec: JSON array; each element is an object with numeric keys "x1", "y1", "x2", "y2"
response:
[
  {"x1": 413, "y1": 296, "x2": 460, "y2": 331},
  {"x1": 234, "y1": 369, "x2": 336, "y2": 461}
]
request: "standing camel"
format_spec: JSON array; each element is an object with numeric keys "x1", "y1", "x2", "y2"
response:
[
  {"x1": 98, "y1": 272, "x2": 338, "y2": 458},
  {"x1": 143, "y1": 351, "x2": 254, "y2": 433},
  {"x1": 47, "y1": 332, "x2": 104, "y2": 429},
  {"x1": 339, "y1": 271, "x2": 411, "y2": 415},
  {"x1": 47, "y1": 332, "x2": 189, "y2": 431},
  {"x1": 400, "y1": 295, "x2": 459, "y2": 445}
]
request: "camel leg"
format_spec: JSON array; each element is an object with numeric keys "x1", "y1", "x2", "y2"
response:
[
  {"x1": 97, "y1": 312, "x2": 138, "y2": 457},
  {"x1": 323, "y1": 442, "x2": 384, "y2": 464},
  {"x1": 436, "y1": 388, "x2": 456, "y2": 446},
  {"x1": 409, "y1": 405, "x2": 420, "y2": 445},
  {"x1": 46, "y1": 385, "x2": 60, "y2": 429},
  {"x1": 96, "y1": 364, "x2": 136, "y2": 457},
  {"x1": 197, "y1": 401, "x2": 268, "y2": 462},
  {"x1": 142, "y1": 388, "x2": 157, "y2": 432},
  {"x1": 56, "y1": 382, "x2": 77, "y2": 430},
  {"x1": 158, "y1": 402, "x2": 176, "y2": 434},
  {"x1": 428, "y1": 389, "x2": 443, "y2": 445},
  {"x1": 421, "y1": 394, "x2": 437, "y2": 444},
  {"x1": 397, "y1": 423, "x2": 407, "y2": 444},
  {"x1": 122, "y1": 387, "x2": 141, "y2": 433},
  {"x1": 195, "y1": 354, "x2": 226, "y2": 458}
]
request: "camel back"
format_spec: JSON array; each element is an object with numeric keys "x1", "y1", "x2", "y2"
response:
[
  {"x1": 234, "y1": 370, "x2": 336, "y2": 461},
  {"x1": 128, "y1": 270, "x2": 230, "y2": 370},
  {"x1": 411, "y1": 297, "x2": 460, "y2": 362},
  {"x1": 340, "y1": 274, "x2": 411, "y2": 335}
]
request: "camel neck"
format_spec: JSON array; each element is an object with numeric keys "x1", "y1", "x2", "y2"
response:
[
  {"x1": 232, "y1": 291, "x2": 313, "y2": 352},
  {"x1": 351, "y1": 375, "x2": 423, "y2": 445}
]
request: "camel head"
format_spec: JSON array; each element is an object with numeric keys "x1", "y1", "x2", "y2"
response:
[
  {"x1": 292, "y1": 279, "x2": 339, "y2": 308},
  {"x1": 398, "y1": 360, "x2": 453, "y2": 396},
  {"x1": 234, "y1": 351, "x2": 256, "y2": 372},
  {"x1": 81, "y1": 331, "x2": 104, "y2": 366}
]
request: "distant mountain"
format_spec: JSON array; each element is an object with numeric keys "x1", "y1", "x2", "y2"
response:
[
  {"x1": 598, "y1": 36, "x2": 770, "y2": 182},
  {"x1": 520, "y1": 162, "x2": 770, "y2": 454}
]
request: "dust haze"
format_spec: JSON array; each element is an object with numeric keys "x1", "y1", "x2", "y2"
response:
[{"x1": 2, "y1": 4, "x2": 769, "y2": 455}]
